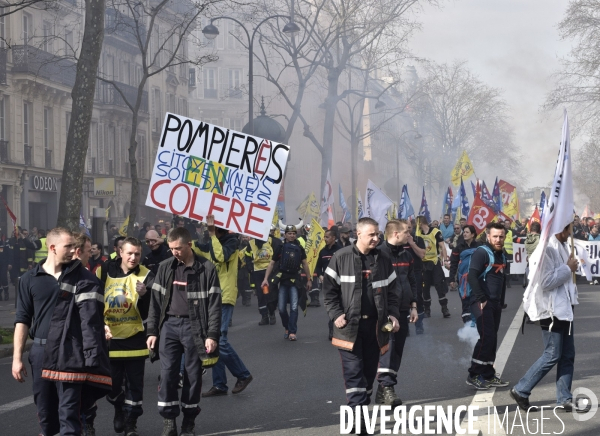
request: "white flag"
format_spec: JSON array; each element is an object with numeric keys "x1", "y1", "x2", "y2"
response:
[
  {"x1": 523, "y1": 109, "x2": 575, "y2": 321},
  {"x1": 320, "y1": 169, "x2": 334, "y2": 216},
  {"x1": 365, "y1": 179, "x2": 394, "y2": 228}
]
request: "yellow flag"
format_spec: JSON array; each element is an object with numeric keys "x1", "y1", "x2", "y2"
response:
[
  {"x1": 503, "y1": 190, "x2": 520, "y2": 221},
  {"x1": 119, "y1": 216, "x2": 130, "y2": 237},
  {"x1": 271, "y1": 208, "x2": 281, "y2": 239},
  {"x1": 451, "y1": 151, "x2": 475, "y2": 187},
  {"x1": 105, "y1": 206, "x2": 111, "y2": 220},
  {"x1": 304, "y1": 219, "x2": 326, "y2": 276},
  {"x1": 296, "y1": 192, "x2": 320, "y2": 222}
]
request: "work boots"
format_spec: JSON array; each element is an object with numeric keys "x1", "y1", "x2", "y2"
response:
[
  {"x1": 124, "y1": 416, "x2": 139, "y2": 436},
  {"x1": 269, "y1": 312, "x2": 277, "y2": 325},
  {"x1": 83, "y1": 423, "x2": 96, "y2": 436},
  {"x1": 375, "y1": 384, "x2": 403, "y2": 407},
  {"x1": 308, "y1": 289, "x2": 320, "y2": 307},
  {"x1": 423, "y1": 306, "x2": 431, "y2": 318},
  {"x1": 161, "y1": 418, "x2": 178, "y2": 436},
  {"x1": 441, "y1": 305, "x2": 451, "y2": 318},
  {"x1": 180, "y1": 416, "x2": 196, "y2": 436},
  {"x1": 113, "y1": 406, "x2": 126, "y2": 434},
  {"x1": 258, "y1": 315, "x2": 269, "y2": 326}
]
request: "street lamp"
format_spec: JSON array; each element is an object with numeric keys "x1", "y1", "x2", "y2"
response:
[{"x1": 202, "y1": 15, "x2": 300, "y2": 136}]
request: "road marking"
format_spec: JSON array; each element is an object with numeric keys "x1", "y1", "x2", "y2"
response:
[
  {"x1": 0, "y1": 396, "x2": 34, "y2": 415},
  {"x1": 455, "y1": 303, "x2": 524, "y2": 436}
]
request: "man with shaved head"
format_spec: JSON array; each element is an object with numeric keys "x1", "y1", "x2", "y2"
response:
[
  {"x1": 142, "y1": 230, "x2": 173, "y2": 275},
  {"x1": 13, "y1": 227, "x2": 111, "y2": 436}
]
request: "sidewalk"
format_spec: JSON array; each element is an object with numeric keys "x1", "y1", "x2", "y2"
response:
[{"x1": 0, "y1": 339, "x2": 32, "y2": 359}]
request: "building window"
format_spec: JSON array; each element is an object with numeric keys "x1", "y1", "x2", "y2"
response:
[
  {"x1": 203, "y1": 68, "x2": 217, "y2": 99},
  {"x1": 23, "y1": 102, "x2": 32, "y2": 165},
  {"x1": 0, "y1": 96, "x2": 5, "y2": 140},
  {"x1": 228, "y1": 68, "x2": 242, "y2": 98},
  {"x1": 65, "y1": 30, "x2": 73, "y2": 56},
  {"x1": 230, "y1": 118, "x2": 243, "y2": 132},
  {"x1": 43, "y1": 21, "x2": 54, "y2": 53},
  {"x1": 22, "y1": 13, "x2": 32, "y2": 44}
]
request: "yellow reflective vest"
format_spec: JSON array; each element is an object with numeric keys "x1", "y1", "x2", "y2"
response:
[
  {"x1": 504, "y1": 230, "x2": 513, "y2": 255},
  {"x1": 98, "y1": 264, "x2": 150, "y2": 358},
  {"x1": 422, "y1": 228, "x2": 442, "y2": 264},
  {"x1": 34, "y1": 238, "x2": 48, "y2": 263},
  {"x1": 248, "y1": 238, "x2": 274, "y2": 271},
  {"x1": 193, "y1": 234, "x2": 239, "y2": 306}
]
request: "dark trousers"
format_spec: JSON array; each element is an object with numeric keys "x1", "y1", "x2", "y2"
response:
[
  {"x1": 158, "y1": 317, "x2": 203, "y2": 419},
  {"x1": 469, "y1": 300, "x2": 502, "y2": 379},
  {"x1": 460, "y1": 296, "x2": 471, "y2": 323},
  {"x1": 29, "y1": 343, "x2": 83, "y2": 436},
  {"x1": 422, "y1": 261, "x2": 448, "y2": 308},
  {"x1": 377, "y1": 310, "x2": 409, "y2": 387},
  {"x1": 107, "y1": 358, "x2": 146, "y2": 419},
  {"x1": 339, "y1": 319, "x2": 380, "y2": 407},
  {"x1": 252, "y1": 270, "x2": 276, "y2": 317}
]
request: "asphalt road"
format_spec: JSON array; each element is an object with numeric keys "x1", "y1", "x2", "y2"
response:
[{"x1": 1, "y1": 280, "x2": 599, "y2": 435}]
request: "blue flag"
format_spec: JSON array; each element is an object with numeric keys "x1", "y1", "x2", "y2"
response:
[
  {"x1": 339, "y1": 184, "x2": 352, "y2": 223},
  {"x1": 79, "y1": 212, "x2": 90, "y2": 237},
  {"x1": 492, "y1": 177, "x2": 502, "y2": 212},
  {"x1": 442, "y1": 187, "x2": 453, "y2": 217},
  {"x1": 471, "y1": 181, "x2": 477, "y2": 199},
  {"x1": 539, "y1": 191, "x2": 546, "y2": 220},
  {"x1": 419, "y1": 187, "x2": 431, "y2": 223},
  {"x1": 399, "y1": 185, "x2": 415, "y2": 219},
  {"x1": 460, "y1": 179, "x2": 470, "y2": 219}
]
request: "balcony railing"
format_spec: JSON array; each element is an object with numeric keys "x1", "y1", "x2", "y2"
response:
[
  {"x1": 105, "y1": 8, "x2": 147, "y2": 44},
  {"x1": 219, "y1": 84, "x2": 243, "y2": 99},
  {"x1": 97, "y1": 81, "x2": 148, "y2": 113},
  {"x1": 12, "y1": 45, "x2": 76, "y2": 88},
  {"x1": 24, "y1": 145, "x2": 32, "y2": 166},
  {"x1": 0, "y1": 140, "x2": 9, "y2": 163},
  {"x1": 0, "y1": 49, "x2": 7, "y2": 85},
  {"x1": 45, "y1": 149, "x2": 53, "y2": 169}
]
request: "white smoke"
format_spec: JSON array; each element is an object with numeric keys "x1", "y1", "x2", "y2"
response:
[{"x1": 457, "y1": 323, "x2": 479, "y2": 348}]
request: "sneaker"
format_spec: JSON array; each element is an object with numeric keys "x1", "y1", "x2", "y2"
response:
[
  {"x1": 202, "y1": 386, "x2": 227, "y2": 397},
  {"x1": 486, "y1": 375, "x2": 509, "y2": 387},
  {"x1": 232, "y1": 375, "x2": 253, "y2": 394},
  {"x1": 269, "y1": 313, "x2": 276, "y2": 325},
  {"x1": 466, "y1": 375, "x2": 491, "y2": 390}
]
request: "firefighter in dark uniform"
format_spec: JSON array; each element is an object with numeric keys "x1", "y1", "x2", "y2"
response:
[
  {"x1": 315, "y1": 229, "x2": 341, "y2": 339},
  {"x1": 376, "y1": 219, "x2": 419, "y2": 406},
  {"x1": 12, "y1": 227, "x2": 111, "y2": 436},
  {"x1": 97, "y1": 237, "x2": 154, "y2": 436},
  {"x1": 406, "y1": 220, "x2": 426, "y2": 334},
  {"x1": 146, "y1": 227, "x2": 221, "y2": 436},
  {"x1": 323, "y1": 217, "x2": 400, "y2": 432},
  {"x1": 8, "y1": 227, "x2": 40, "y2": 300}
]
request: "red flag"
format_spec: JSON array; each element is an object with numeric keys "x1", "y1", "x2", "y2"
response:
[
  {"x1": 0, "y1": 193, "x2": 17, "y2": 237},
  {"x1": 475, "y1": 180, "x2": 482, "y2": 199},
  {"x1": 527, "y1": 206, "x2": 541, "y2": 232},
  {"x1": 467, "y1": 196, "x2": 496, "y2": 234}
]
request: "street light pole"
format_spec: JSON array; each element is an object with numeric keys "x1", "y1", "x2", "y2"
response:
[{"x1": 202, "y1": 16, "x2": 300, "y2": 136}]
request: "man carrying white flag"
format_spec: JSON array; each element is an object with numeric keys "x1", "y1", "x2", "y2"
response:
[
  {"x1": 365, "y1": 180, "x2": 394, "y2": 229},
  {"x1": 510, "y1": 110, "x2": 589, "y2": 414}
]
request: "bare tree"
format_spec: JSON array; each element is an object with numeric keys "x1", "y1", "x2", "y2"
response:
[
  {"x1": 545, "y1": 0, "x2": 600, "y2": 134},
  {"x1": 418, "y1": 60, "x2": 524, "y2": 190},
  {"x1": 98, "y1": 0, "x2": 219, "y2": 236},
  {"x1": 57, "y1": 0, "x2": 106, "y2": 230},
  {"x1": 0, "y1": 0, "x2": 55, "y2": 20},
  {"x1": 574, "y1": 135, "x2": 600, "y2": 212}
]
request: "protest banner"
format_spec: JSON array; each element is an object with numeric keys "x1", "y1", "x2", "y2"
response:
[
  {"x1": 305, "y1": 219, "x2": 326, "y2": 275},
  {"x1": 145, "y1": 113, "x2": 290, "y2": 240},
  {"x1": 499, "y1": 179, "x2": 520, "y2": 220}
]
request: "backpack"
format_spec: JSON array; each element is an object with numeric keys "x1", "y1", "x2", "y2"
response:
[
  {"x1": 279, "y1": 242, "x2": 303, "y2": 273},
  {"x1": 457, "y1": 246, "x2": 504, "y2": 300}
]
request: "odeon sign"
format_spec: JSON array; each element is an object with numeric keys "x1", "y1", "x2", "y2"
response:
[{"x1": 31, "y1": 175, "x2": 59, "y2": 192}]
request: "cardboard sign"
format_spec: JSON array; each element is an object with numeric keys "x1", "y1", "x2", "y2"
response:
[{"x1": 145, "y1": 113, "x2": 290, "y2": 240}]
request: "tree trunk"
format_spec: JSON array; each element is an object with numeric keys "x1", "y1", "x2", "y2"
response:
[
  {"x1": 321, "y1": 70, "x2": 340, "y2": 192},
  {"x1": 125, "y1": 78, "x2": 147, "y2": 237},
  {"x1": 56, "y1": 0, "x2": 105, "y2": 230}
]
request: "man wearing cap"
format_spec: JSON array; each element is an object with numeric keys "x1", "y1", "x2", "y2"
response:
[
  {"x1": 338, "y1": 226, "x2": 352, "y2": 248},
  {"x1": 262, "y1": 224, "x2": 311, "y2": 341}
]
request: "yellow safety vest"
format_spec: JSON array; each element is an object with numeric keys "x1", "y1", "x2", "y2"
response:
[
  {"x1": 110, "y1": 252, "x2": 117, "y2": 259},
  {"x1": 504, "y1": 230, "x2": 513, "y2": 255},
  {"x1": 422, "y1": 228, "x2": 442, "y2": 264},
  {"x1": 249, "y1": 238, "x2": 273, "y2": 271},
  {"x1": 98, "y1": 265, "x2": 150, "y2": 358},
  {"x1": 34, "y1": 238, "x2": 48, "y2": 263}
]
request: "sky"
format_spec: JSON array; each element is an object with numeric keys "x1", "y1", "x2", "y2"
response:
[{"x1": 410, "y1": 0, "x2": 571, "y2": 190}]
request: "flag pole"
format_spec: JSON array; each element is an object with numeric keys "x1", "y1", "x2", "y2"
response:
[{"x1": 570, "y1": 222, "x2": 576, "y2": 284}]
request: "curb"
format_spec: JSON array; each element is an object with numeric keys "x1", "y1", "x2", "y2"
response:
[{"x1": 0, "y1": 340, "x2": 33, "y2": 359}]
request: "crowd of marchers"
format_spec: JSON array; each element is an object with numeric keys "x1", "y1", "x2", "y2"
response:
[{"x1": 6, "y1": 210, "x2": 594, "y2": 436}]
